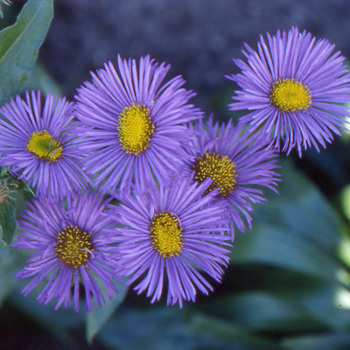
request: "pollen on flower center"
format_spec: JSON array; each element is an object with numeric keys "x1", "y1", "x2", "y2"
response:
[
  {"x1": 150, "y1": 212, "x2": 183, "y2": 258},
  {"x1": 55, "y1": 225, "x2": 94, "y2": 268},
  {"x1": 193, "y1": 152, "x2": 237, "y2": 197},
  {"x1": 27, "y1": 130, "x2": 63, "y2": 162},
  {"x1": 270, "y1": 78, "x2": 311, "y2": 112},
  {"x1": 117, "y1": 103, "x2": 155, "y2": 155}
]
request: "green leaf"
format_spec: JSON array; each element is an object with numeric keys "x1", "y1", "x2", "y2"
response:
[
  {"x1": 0, "y1": 248, "x2": 25, "y2": 306},
  {"x1": 204, "y1": 291, "x2": 327, "y2": 334},
  {"x1": 23, "y1": 63, "x2": 62, "y2": 96},
  {"x1": 0, "y1": 201, "x2": 17, "y2": 245},
  {"x1": 214, "y1": 158, "x2": 348, "y2": 334},
  {"x1": 0, "y1": 174, "x2": 34, "y2": 246},
  {"x1": 97, "y1": 306, "x2": 284, "y2": 350},
  {"x1": 0, "y1": 0, "x2": 53, "y2": 106},
  {"x1": 86, "y1": 280, "x2": 128, "y2": 343},
  {"x1": 231, "y1": 159, "x2": 341, "y2": 279},
  {"x1": 282, "y1": 333, "x2": 350, "y2": 350}
]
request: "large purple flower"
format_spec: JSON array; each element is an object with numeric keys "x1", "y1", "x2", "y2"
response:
[
  {"x1": 183, "y1": 117, "x2": 279, "y2": 239},
  {"x1": 74, "y1": 55, "x2": 202, "y2": 194},
  {"x1": 12, "y1": 190, "x2": 119, "y2": 312},
  {"x1": 0, "y1": 91, "x2": 88, "y2": 199},
  {"x1": 109, "y1": 176, "x2": 232, "y2": 307},
  {"x1": 227, "y1": 27, "x2": 350, "y2": 156}
]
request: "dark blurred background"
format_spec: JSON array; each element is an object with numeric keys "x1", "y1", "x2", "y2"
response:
[{"x1": 40, "y1": 0, "x2": 350, "y2": 116}]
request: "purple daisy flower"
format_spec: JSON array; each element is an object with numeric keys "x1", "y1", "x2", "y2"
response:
[
  {"x1": 12, "y1": 190, "x2": 119, "y2": 312},
  {"x1": 109, "y1": 176, "x2": 232, "y2": 307},
  {"x1": 183, "y1": 117, "x2": 279, "y2": 239},
  {"x1": 74, "y1": 55, "x2": 202, "y2": 194},
  {"x1": 227, "y1": 27, "x2": 350, "y2": 156},
  {"x1": 0, "y1": 91, "x2": 89, "y2": 199}
]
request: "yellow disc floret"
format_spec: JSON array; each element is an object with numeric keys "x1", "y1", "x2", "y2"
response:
[
  {"x1": 118, "y1": 103, "x2": 155, "y2": 155},
  {"x1": 27, "y1": 130, "x2": 63, "y2": 162},
  {"x1": 55, "y1": 225, "x2": 94, "y2": 268},
  {"x1": 193, "y1": 152, "x2": 237, "y2": 197},
  {"x1": 150, "y1": 212, "x2": 183, "y2": 258},
  {"x1": 270, "y1": 78, "x2": 311, "y2": 112}
]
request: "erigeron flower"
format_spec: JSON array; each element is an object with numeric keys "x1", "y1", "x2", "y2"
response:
[
  {"x1": 227, "y1": 27, "x2": 350, "y2": 156},
  {"x1": 0, "y1": 91, "x2": 88, "y2": 199},
  {"x1": 109, "y1": 176, "x2": 232, "y2": 307},
  {"x1": 13, "y1": 190, "x2": 119, "y2": 312},
  {"x1": 74, "y1": 55, "x2": 202, "y2": 193},
  {"x1": 183, "y1": 117, "x2": 279, "y2": 239}
]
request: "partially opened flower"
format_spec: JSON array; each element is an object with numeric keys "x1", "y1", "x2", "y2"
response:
[
  {"x1": 12, "y1": 190, "x2": 119, "y2": 312},
  {"x1": 74, "y1": 55, "x2": 202, "y2": 194},
  {"x1": 0, "y1": 91, "x2": 88, "y2": 199},
  {"x1": 227, "y1": 27, "x2": 350, "y2": 156},
  {"x1": 109, "y1": 176, "x2": 232, "y2": 307},
  {"x1": 183, "y1": 117, "x2": 279, "y2": 239}
]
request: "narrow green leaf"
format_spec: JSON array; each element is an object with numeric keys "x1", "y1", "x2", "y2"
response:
[
  {"x1": 283, "y1": 333, "x2": 350, "y2": 350},
  {"x1": 0, "y1": 224, "x2": 3, "y2": 246},
  {"x1": 86, "y1": 281, "x2": 128, "y2": 343},
  {"x1": 0, "y1": 0, "x2": 53, "y2": 105},
  {"x1": 0, "y1": 201, "x2": 17, "y2": 245}
]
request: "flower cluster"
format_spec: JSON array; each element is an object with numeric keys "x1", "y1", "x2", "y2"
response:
[{"x1": 2, "y1": 27, "x2": 350, "y2": 311}]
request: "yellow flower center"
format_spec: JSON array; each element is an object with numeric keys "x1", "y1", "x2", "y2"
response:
[
  {"x1": 55, "y1": 225, "x2": 94, "y2": 268},
  {"x1": 270, "y1": 78, "x2": 311, "y2": 112},
  {"x1": 150, "y1": 212, "x2": 183, "y2": 258},
  {"x1": 27, "y1": 130, "x2": 63, "y2": 162},
  {"x1": 117, "y1": 103, "x2": 155, "y2": 155},
  {"x1": 193, "y1": 152, "x2": 237, "y2": 197}
]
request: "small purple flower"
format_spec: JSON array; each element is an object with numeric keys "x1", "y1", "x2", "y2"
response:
[
  {"x1": 227, "y1": 27, "x2": 350, "y2": 156},
  {"x1": 12, "y1": 190, "x2": 119, "y2": 312},
  {"x1": 74, "y1": 55, "x2": 202, "y2": 194},
  {"x1": 109, "y1": 176, "x2": 232, "y2": 307},
  {"x1": 0, "y1": 91, "x2": 89, "y2": 199},
  {"x1": 183, "y1": 117, "x2": 279, "y2": 239}
]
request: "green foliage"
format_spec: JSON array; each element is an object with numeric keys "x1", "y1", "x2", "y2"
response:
[
  {"x1": 97, "y1": 307, "x2": 284, "y2": 350},
  {"x1": 86, "y1": 280, "x2": 129, "y2": 343},
  {"x1": 0, "y1": 200, "x2": 17, "y2": 245},
  {"x1": 0, "y1": 0, "x2": 53, "y2": 106},
  {"x1": 0, "y1": 248, "x2": 24, "y2": 306},
  {"x1": 283, "y1": 333, "x2": 350, "y2": 350},
  {"x1": 23, "y1": 63, "x2": 62, "y2": 96},
  {"x1": 231, "y1": 159, "x2": 341, "y2": 276},
  {"x1": 0, "y1": 167, "x2": 35, "y2": 246}
]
